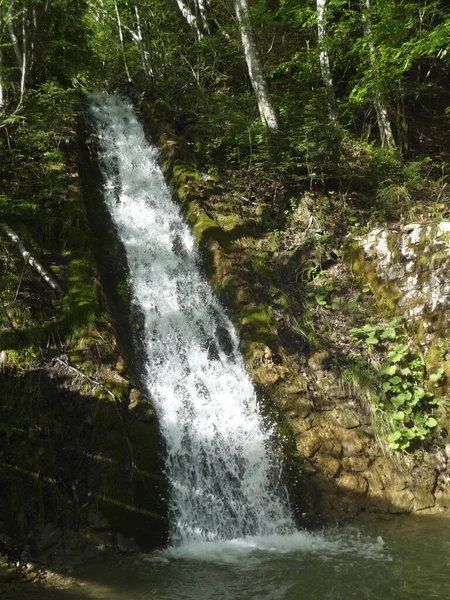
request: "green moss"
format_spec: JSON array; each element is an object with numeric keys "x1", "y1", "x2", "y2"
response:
[
  {"x1": 425, "y1": 338, "x2": 450, "y2": 395},
  {"x1": 349, "y1": 246, "x2": 401, "y2": 312},
  {"x1": 62, "y1": 252, "x2": 99, "y2": 328},
  {"x1": 185, "y1": 202, "x2": 229, "y2": 248},
  {"x1": 240, "y1": 303, "x2": 277, "y2": 347}
]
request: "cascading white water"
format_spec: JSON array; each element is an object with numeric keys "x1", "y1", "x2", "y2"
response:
[{"x1": 90, "y1": 93, "x2": 295, "y2": 546}]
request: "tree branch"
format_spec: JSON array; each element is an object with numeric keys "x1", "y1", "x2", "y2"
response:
[{"x1": 0, "y1": 222, "x2": 63, "y2": 294}]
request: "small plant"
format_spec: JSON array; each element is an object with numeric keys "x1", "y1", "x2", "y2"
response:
[
  {"x1": 350, "y1": 316, "x2": 402, "y2": 346},
  {"x1": 307, "y1": 269, "x2": 341, "y2": 309},
  {"x1": 350, "y1": 318, "x2": 444, "y2": 452}
]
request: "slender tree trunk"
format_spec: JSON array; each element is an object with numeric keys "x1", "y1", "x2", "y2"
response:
[
  {"x1": 396, "y1": 94, "x2": 408, "y2": 157},
  {"x1": 6, "y1": 0, "x2": 26, "y2": 105},
  {"x1": 0, "y1": 6, "x2": 5, "y2": 110},
  {"x1": 0, "y1": 223, "x2": 63, "y2": 294},
  {"x1": 20, "y1": 2, "x2": 26, "y2": 98},
  {"x1": 234, "y1": 0, "x2": 278, "y2": 132},
  {"x1": 362, "y1": 0, "x2": 395, "y2": 149},
  {"x1": 175, "y1": 0, "x2": 203, "y2": 40},
  {"x1": 317, "y1": 0, "x2": 337, "y2": 122},
  {"x1": 196, "y1": 0, "x2": 209, "y2": 34},
  {"x1": 114, "y1": 0, "x2": 131, "y2": 81},
  {"x1": 134, "y1": 3, "x2": 152, "y2": 77},
  {"x1": 29, "y1": 4, "x2": 37, "y2": 82}
]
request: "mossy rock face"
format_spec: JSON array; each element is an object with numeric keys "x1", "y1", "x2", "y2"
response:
[
  {"x1": 0, "y1": 101, "x2": 169, "y2": 558},
  {"x1": 352, "y1": 222, "x2": 450, "y2": 393},
  {"x1": 0, "y1": 364, "x2": 167, "y2": 553}
]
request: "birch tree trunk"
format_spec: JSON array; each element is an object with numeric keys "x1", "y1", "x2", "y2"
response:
[
  {"x1": 134, "y1": 3, "x2": 152, "y2": 77},
  {"x1": 175, "y1": 0, "x2": 204, "y2": 40},
  {"x1": 234, "y1": 0, "x2": 278, "y2": 132},
  {"x1": 362, "y1": 0, "x2": 395, "y2": 149},
  {"x1": 114, "y1": 0, "x2": 131, "y2": 81},
  {"x1": 6, "y1": 0, "x2": 26, "y2": 105},
  {"x1": 0, "y1": 6, "x2": 5, "y2": 110},
  {"x1": 20, "y1": 2, "x2": 26, "y2": 98},
  {"x1": 0, "y1": 223, "x2": 63, "y2": 294},
  {"x1": 196, "y1": 0, "x2": 209, "y2": 34},
  {"x1": 317, "y1": 0, "x2": 337, "y2": 122}
]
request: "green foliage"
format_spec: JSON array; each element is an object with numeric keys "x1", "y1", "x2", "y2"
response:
[{"x1": 351, "y1": 319, "x2": 444, "y2": 452}]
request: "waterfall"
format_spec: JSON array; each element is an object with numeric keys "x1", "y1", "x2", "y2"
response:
[{"x1": 90, "y1": 93, "x2": 295, "y2": 546}]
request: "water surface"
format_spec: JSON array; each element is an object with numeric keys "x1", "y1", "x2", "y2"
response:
[{"x1": 14, "y1": 515, "x2": 448, "y2": 600}]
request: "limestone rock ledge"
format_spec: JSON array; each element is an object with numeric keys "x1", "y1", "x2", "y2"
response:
[{"x1": 354, "y1": 221, "x2": 450, "y2": 392}]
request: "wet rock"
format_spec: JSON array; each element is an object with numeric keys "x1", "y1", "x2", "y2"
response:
[
  {"x1": 296, "y1": 430, "x2": 321, "y2": 458},
  {"x1": 372, "y1": 457, "x2": 409, "y2": 491},
  {"x1": 115, "y1": 532, "x2": 140, "y2": 553},
  {"x1": 342, "y1": 455, "x2": 371, "y2": 473},
  {"x1": 308, "y1": 350, "x2": 332, "y2": 372},
  {"x1": 388, "y1": 489, "x2": 415, "y2": 513},
  {"x1": 252, "y1": 367, "x2": 280, "y2": 386},
  {"x1": 318, "y1": 437, "x2": 342, "y2": 457},
  {"x1": 313, "y1": 393, "x2": 336, "y2": 411},
  {"x1": 289, "y1": 415, "x2": 314, "y2": 435},
  {"x1": 289, "y1": 396, "x2": 313, "y2": 419},
  {"x1": 215, "y1": 326, "x2": 235, "y2": 357},
  {"x1": 413, "y1": 489, "x2": 435, "y2": 511},
  {"x1": 33, "y1": 525, "x2": 61, "y2": 554},
  {"x1": 282, "y1": 378, "x2": 309, "y2": 395},
  {"x1": 336, "y1": 472, "x2": 368, "y2": 495},
  {"x1": 332, "y1": 408, "x2": 360, "y2": 429},
  {"x1": 340, "y1": 430, "x2": 365, "y2": 454},
  {"x1": 314, "y1": 453, "x2": 341, "y2": 477},
  {"x1": 364, "y1": 469, "x2": 384, "y2": 493}
]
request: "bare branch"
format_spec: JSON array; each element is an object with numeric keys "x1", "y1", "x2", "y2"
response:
[{"x1": 0, "y1": 222, "x2": 63, "y2": 294}]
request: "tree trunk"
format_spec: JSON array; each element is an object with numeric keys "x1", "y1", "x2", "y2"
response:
[
  {"x1": 234, "y1": 0, "x2": 278, "y2": 132},
  {"x1": 0, "y1": 223, "x2": 63, "y2": 294},
  {"x1": 196, "y1": 0, "x2": 209, "y2": 34},
  {"x1": 362, "y1": 0, "x2": 395, "y2": 149},
  {"x1": 317, "y1": 0, "x2": 337, "y2": 122},
  {"x1": 6, "y1": 0, "x2": 26, "y2": 105},
  {"x1": 134, "y1": 3, "x2": 152, "y2": 77},
  {"x1": 114, "y1": 0, "x2": 131, "y2": 81},
  {"x1": 175, "y1": 0, "x2": 203, "y2": 40},
  {"x1": 0, "y1": 6, "x2": 4, "y2": 110}
]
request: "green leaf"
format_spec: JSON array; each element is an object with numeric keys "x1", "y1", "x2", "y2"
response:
[
  {"x1": 425, "y1": 417, "x2": 437, "y2": 428},
  {"x1": 380, "y1": 364, "x2": 396, "y2": 376},
  {"x1": 393, "y1": 411, "x2": 405, "y2": 421},
  {"x1": 429, "y1": 368, "x2": 444, "y2": 383},
  {"x1": 392, "y1": 394, "x2": 406, "y2": 408},
  {"x1": 388, "y1": 344, "x2": 408, "y2": 363},
  {"x1": 388, "y1": 430, "x2": 402, "y2": 442},
  {"x1": 381, "y1": 328, "x2": 396, "y2": 340},
  {"x1": 414, "y1": 387, "x2": 425, "y2": 400},
  {"x1": 366, "y1": 335, "x2": 379, "y2": 345},
  {"x1": 389, "y1": 376, "x2": 402, "y2": 385}
]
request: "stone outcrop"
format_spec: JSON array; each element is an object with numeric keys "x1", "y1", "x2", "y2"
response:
[{"x1": 354, "y1": 221, "x2": 450, "y2": 392}]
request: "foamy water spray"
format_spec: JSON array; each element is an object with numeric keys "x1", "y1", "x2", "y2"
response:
[{"x1": 90, "y1": 94, "x2": 295, "y2": 545}]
